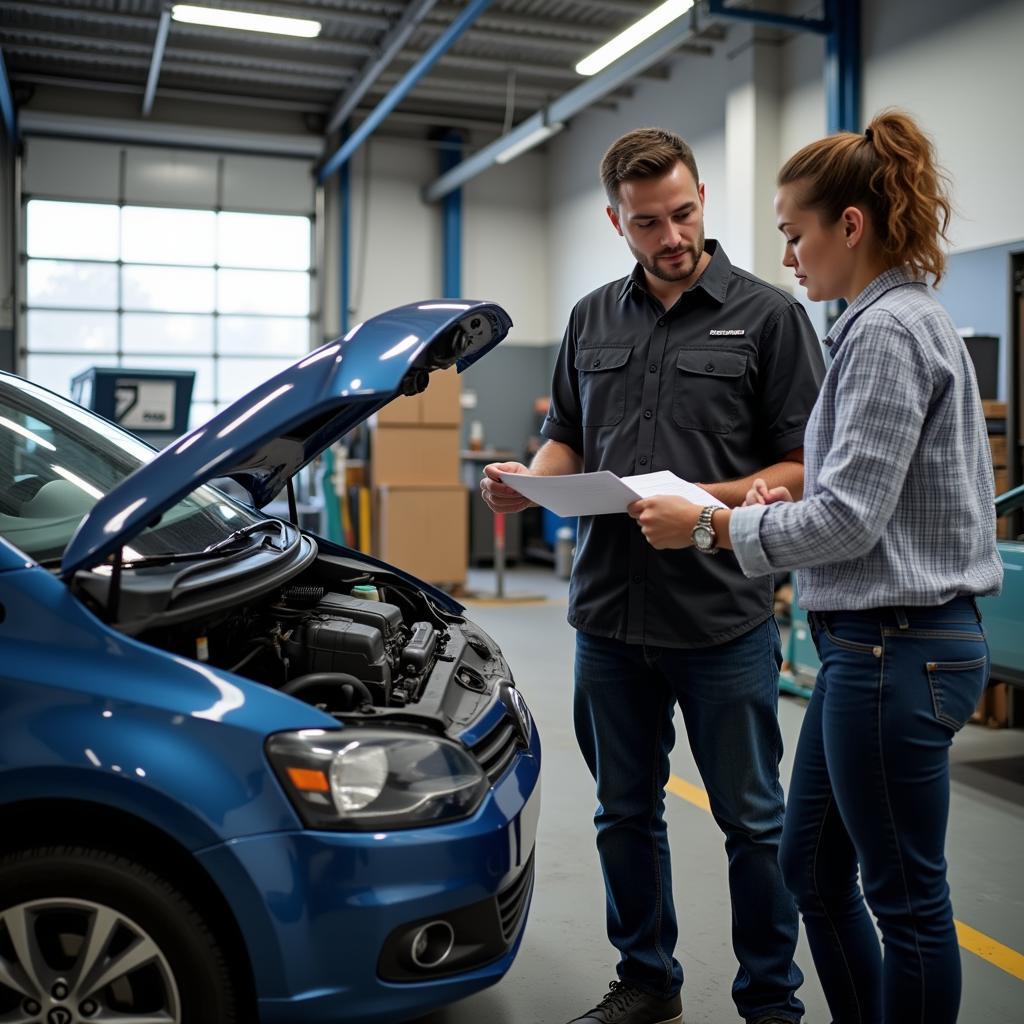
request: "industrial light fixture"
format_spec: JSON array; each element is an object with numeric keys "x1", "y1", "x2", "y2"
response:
[
  {"x1": 494, "y1": 121, "x2": 564, "y2": 164},
  {"x1": 170, "y1": 4, "x2": 322, "y2": 38},
  {"x1": 576, "y1": 0, "x2": 694, "y2": 76}
]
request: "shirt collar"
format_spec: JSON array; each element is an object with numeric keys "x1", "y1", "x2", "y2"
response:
[
  {"x1": 825, "y1": 265, "x2": 925, "y2": 352},
  {"x1": 616, "y1": 239, "x2": 731, "y2": 307}
]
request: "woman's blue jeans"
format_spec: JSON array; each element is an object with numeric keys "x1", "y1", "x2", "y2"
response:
[
  {"x1": 779, "y1": 597, "x2": 989, "y2": 1024},
  {"x1": 574, "y1": 621, "x2": 804, "y2": 1022}
]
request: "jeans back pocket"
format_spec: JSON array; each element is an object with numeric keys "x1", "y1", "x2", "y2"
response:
[{"x1": 925, "y1": 654, "x2": 989, "y2": 732}]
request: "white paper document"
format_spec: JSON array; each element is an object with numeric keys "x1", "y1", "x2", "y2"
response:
[{"x1": 497, "y1": 469, "x2": 726, "y2": 518}]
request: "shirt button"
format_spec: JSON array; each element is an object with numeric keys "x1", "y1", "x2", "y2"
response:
[
  {"x1": 657, "y1": 317, "x2": 665, "y2": 327},
  {"x1": 643, "y1": 409, "x2": 652, "y2": 419},
  {"x1": 704, "y1": 361, "x2": 715, "y2": 372},
  {"x1": 649, "y1": 363, "x2": 657, "y2": 373},
  {"x1": 593, "y1": 359, "x2": 601, "y2": 368},
  {"x1": 632, "y1": 575, "x2": 642, "y2": 584},
  {"x1": 639, "y1": 456, "x2": 648, "y2": 465}
]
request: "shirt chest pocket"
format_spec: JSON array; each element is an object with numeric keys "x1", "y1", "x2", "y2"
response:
[
  {"x1": 575, "y1": 345, "x2": 632, "y2": 427},
  {"x1": 672, "y1": 349, "x2": 748, "y2": 434}
]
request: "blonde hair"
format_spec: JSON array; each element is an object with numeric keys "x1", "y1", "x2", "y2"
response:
[{"x1": 778, "y1": 109, "x2": 953, "y2": 284}]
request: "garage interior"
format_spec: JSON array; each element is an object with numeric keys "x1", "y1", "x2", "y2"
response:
[{"x1": 0, "y1": 1, "x2": 1022, "y2": 1023}]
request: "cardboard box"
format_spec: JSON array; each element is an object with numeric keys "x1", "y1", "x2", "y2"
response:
[
  {"x1": 375, "y1": 484, "x2": 468, "y2": 585},
  {"x1": 373, "y1": 367, "x2": 461, "y2": 427},
  {"x1": 372, "y1": 425, "x2": 460, "y2": 486}
]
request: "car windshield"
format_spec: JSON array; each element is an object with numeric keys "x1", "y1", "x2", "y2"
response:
[{"x1": 0, "y1": 375, "x2": 261, "y2": 564}]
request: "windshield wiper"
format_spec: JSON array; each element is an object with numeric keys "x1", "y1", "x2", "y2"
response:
[{"x1": 118, "y1": 519, "x2": 289, "y2": 569}]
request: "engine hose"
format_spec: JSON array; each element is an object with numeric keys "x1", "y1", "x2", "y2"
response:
[{"x1": 282, "y1": 673, "x2": 373, "y2": 712}]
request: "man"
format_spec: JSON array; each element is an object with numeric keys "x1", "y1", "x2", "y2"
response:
[{"x1": 481, "y1": 128, "x2": 824, "y2": 1024}]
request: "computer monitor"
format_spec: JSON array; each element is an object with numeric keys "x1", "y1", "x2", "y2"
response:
[{"x1": 962, "y1": 334, "x2": 1000, "y2": 400}]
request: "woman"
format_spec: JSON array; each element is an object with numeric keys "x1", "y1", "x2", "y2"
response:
[{"x1": 628, "y1": 110, "x2": 1003, "y2": 1023}]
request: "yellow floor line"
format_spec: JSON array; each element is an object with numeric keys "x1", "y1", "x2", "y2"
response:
[
  {"x1": 955, "y1": 921, "x2": 1024, "y2": 981},
  {"x1": 667, "y1": 773, "x2": 1024, "y2": 983}
]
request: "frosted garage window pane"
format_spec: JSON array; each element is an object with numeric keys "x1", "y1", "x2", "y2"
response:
[
  {"x1": 189, "y1": 401, "x2": 218, "y2": 428},
  {"x1": 218, "y1": 212, "x2": 310, "y2": 270},
  {"x1": 218, "y1": 316, "x2": 308, "y2": 356},
  {"x1": 26, "y1": 353, "x2": 118, "y2": 398},
  {"x1": 125, "y1": 355, "x2": 215, "y2": 402},
  {"x1": 123, "y1": 265, "x2": 216, "y2": 313},
  {"x1": 123, "y1": 314, "x2": 214, "y2": 354},
  {"x1": 26, "y1": 200, "x2": 120, "y2": 261},
  {"x1": 217, "y1": 357, "x2": 295, "y2": 403},
  {"x1": 27, "y1": 310, "x2": 117, "y2": 353},
  {"x1": 27, "y1": 260, "x2": 118, "y2": 309},
  {"x1": 217, "y1": 269, "x2": 309, "y2": 315},
  {"x1": 122, "y1": 207, "x2": 217, "y2": 266}
]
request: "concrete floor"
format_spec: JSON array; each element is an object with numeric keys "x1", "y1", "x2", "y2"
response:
[{"x1": 412, "y1": 567, "x2": 1024, "y2": 1024}]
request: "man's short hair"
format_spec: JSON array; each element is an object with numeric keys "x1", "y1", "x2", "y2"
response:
[{"x1": 600, "y1": 127, "x2": 700, "y2": 208}]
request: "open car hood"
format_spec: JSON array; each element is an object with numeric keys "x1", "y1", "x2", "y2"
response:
[{"x1": 61, "y1": 300, "x2": 511, "y2": 579}]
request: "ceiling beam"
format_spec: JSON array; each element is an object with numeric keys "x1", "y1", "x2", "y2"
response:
[
  {"x1": 141, "y1": 8, "x2": 170, "y2": 117},
  {"x1": 316, "y1": 0, "x2": 494, "y2": 184},
  {"x1": 326, "y1": 0, "x2": 440, "y2": 135}
]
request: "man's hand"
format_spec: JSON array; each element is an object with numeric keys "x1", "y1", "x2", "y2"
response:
[
  {"x1": 627, "y1": 496, "x2": 701, "y2": 550},
  {"x1": 481, "y1": 462, "x2": 535, "y2": 514},
  {"x1": 743, "y1": 477, "x2": 794, "y2": 507}
]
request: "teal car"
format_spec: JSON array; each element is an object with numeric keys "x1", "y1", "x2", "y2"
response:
[{"x1": 782, "y1": 485, "x2": 1024, "y2": 693}]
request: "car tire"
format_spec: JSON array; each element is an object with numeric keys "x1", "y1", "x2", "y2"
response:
[{"x1": 0, "y1": 845, "x2": 240, "y2": 1024}]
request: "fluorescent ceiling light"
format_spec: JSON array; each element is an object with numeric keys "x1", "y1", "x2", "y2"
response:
[
  {"x1": 171, "y1": 4, "x2": 321, "y2": 38},
  {"x1": 495, "y1": 122, "x2": 564, "y2": 164},
  {"x1": 576, "y1": 0, "x2": 694, "y2": 76}
]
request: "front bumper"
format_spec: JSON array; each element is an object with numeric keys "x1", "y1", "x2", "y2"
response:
[{"x1": 195, "y1": 726, "x2": 540, "y2": 1024}]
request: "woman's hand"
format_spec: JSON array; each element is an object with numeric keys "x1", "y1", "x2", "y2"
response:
[
  {"x1": 627, "y1": 496, "x2": 701, "y2": 549},
  {"x1": 743, "y1": 477, "x2": 794, "y2": 507}
]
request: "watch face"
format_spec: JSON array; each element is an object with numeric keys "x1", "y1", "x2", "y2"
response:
[{"x1": 693, "y1": 525, "x2": 712, "y2": 550}]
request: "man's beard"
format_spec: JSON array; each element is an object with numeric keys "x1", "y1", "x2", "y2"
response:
[{"x1": 630, "y1": 227, "x2": 705, "y2": 283}]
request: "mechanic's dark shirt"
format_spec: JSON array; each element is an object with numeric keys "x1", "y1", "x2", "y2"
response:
[{"x1": 541, "y1": 240, "x2": 825, "y2": 648}]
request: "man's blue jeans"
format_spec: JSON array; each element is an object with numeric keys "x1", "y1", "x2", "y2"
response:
[
  {"x1": 574, "y1": 621, "x2": 804, "y2": 1022},
  {"x1": 780, "y1": 598, "x2": 989, "y2": 1024}
]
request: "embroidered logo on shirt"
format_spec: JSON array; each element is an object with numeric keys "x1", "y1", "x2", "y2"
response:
[{"x1": 709, "y1": 329, "x2": 745, "y2": 336}]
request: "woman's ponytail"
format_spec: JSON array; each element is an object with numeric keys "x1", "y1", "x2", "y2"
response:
[{"x1": 778, "y1": 109, "x2": 953, "y2": 284}]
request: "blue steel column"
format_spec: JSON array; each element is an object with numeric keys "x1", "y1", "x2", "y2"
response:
[
  {"x1": 319, "y1": 129, "x2": 351, "y2": 544},
  {"x1": 826, "y1": 0, "x2": 861, "y2": 133},
  {"x1": 0, "y1": 50, "x2": 17, "y2": 143},
  {"x1": 440, "y1": 132, "x2": 463, "y2": 297}
]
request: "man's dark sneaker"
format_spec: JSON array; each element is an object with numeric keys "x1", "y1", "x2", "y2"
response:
[
  {"x1": 749, "y1": 1017, "x2": 801, "y2": 1024},
  {"x1": 567, "y1": 980, "x2": 683, "y2": 1024}
]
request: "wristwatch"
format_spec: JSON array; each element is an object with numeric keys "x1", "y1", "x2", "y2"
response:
[{"x1": 691, "y1": 506, "x2": 719, "y2": 555}]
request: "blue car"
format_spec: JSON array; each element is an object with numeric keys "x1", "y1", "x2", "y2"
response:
[{"x1": 0, "y1": 301, "x2": 541, "y2": 1024}]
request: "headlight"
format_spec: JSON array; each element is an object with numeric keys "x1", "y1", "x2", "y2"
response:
[{"x1": 266, "y1": 728, "x2": 488, "y2": 831}]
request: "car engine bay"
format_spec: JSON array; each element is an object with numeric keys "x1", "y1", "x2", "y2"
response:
[{"x1": 134, "y1": 552, "x2": 511, "y2": 727}]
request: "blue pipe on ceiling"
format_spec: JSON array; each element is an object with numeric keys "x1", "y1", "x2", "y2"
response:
[{"x1": 317, "y1": 0, "x2": 495, "y2": 184}]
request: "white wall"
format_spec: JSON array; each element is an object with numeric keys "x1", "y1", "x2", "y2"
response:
[{"x1": 862, "y1": 0, "x2": 1024, "y2": 253}]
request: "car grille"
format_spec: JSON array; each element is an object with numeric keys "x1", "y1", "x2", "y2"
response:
[
  {"x1": 470, "y1": 714, "x2": 520, "y2": 785},
  {"x1": 497, "y1": 853, "x2": 535, "y2": 942}
]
